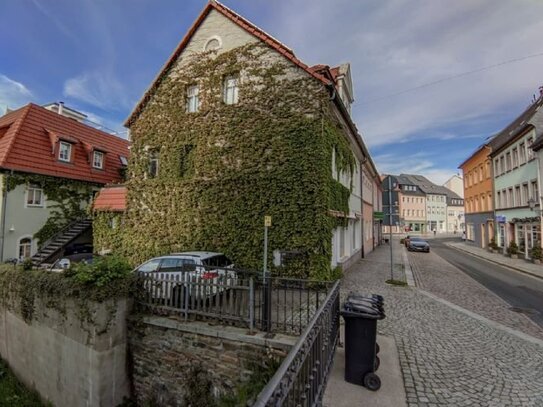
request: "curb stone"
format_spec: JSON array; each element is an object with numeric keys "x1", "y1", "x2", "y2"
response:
[{"x1": 445, "y1": 242, "x2": 543, "y2": 281}]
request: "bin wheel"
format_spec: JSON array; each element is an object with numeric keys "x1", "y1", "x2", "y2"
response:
[
  {"x1": 375, "y1": 343, "x2": 380, "y2": 354},
  {"x1": 363, "y1": 373, "x2": 381, "y2": 391},
  {"x1": 374, "y1": 356, "x2": 380, "y2": 371}
]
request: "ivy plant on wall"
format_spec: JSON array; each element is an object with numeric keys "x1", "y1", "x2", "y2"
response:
[
  {"x1": 5, "y1": 173, "x2": 97, "y2": 246},
  {"x1": 106, "y1": 43, "x2": 354, "y2": 279}
]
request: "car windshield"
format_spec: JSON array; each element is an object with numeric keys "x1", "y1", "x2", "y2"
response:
[
  {"x1": 202, "y1": 255, "x2": 232, "y2": 267},
  {"x1": 137, "y1": 258, "x2": 161, "y2": 272},
  {"x1": 410, "y1": 238, "x2": 426, "y2": 242}
]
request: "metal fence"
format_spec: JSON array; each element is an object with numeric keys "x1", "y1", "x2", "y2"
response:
[
  {"x1": 253, "y1": 280, "x2": 340, "y2": 406},
  {"x1": 137, "y1": 267, "x2": 332, "y2": 336},
  {"x1": 138, "y1": 266, "x2": 256, "y2": 328}
]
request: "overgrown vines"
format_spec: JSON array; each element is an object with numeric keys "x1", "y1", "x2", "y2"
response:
[
  {"x1": 5, "y1": 173, "x2": 98, "y2": 246},
  {"x1": 103, "y1": 42, "x2": 354, "y2": 279}
]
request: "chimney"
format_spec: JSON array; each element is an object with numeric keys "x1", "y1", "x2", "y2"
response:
[
  {"x1": 58, "y1": 101, "x2": 64, "y2": 116},
  {"x1": 539, "y1": 86, "x2": 543, "y2": 99}
]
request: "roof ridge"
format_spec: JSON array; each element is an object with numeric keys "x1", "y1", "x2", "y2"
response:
[
  {"x1": 0, "y1": 104, "x2": 33, "y2": 167},
  {"x1": 211, "y1": 0, "x2": 294, "y2": 56}
]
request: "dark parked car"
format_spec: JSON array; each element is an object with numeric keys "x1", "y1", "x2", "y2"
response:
[
  {"x1": 407, "y1": 237, "x2": 430, "y2": 253},
  {"x1": 64, "y1": 243, "x2": 93, "y2": 256}
]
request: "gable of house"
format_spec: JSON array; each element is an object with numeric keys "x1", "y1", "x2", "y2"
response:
[{"x1": 125, "y1": 1, "x2": 331, "y2": 127}]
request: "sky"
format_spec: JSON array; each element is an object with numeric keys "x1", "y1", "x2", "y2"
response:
[{"x1": 1, "y1": 0, "x2": 542, "y2": 185}]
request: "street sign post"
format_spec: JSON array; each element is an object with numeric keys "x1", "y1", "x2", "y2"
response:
[{"x1": 263, "y1": 215, "x2": 271, "y2": 331}]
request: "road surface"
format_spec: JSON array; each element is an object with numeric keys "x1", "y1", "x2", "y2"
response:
[{"x1": 430, "y1": 237, "x2": 543, "y2": 328}]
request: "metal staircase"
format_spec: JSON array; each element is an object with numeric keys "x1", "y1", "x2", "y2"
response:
[{"x1": 31, "y1": 219, "x2": 92, "y2": 266}]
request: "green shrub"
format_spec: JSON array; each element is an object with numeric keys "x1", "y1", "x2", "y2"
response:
[
  {"x1": 488, "y1": 238, "x2": 498, "y2": 250},
  {"x1": 0, "y1": 358, "x2": 49, "y2": 406},
  {"x1": 21, "y1": 258, "x2": 33, "y2": 271},
  {"x1": 66, "y1": 255, "x2": 132, "y2": 287},
  {"x1": 506, "y1": 241, "x2": 519, "y2": 255},
  {"x1": 530, "y1": 245, "x2": 542, "y2": 260}
]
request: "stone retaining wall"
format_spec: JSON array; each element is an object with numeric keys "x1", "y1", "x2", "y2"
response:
[
  {"x1": 0, "y1": 297, "x2": 131, "y2": 407},
  {"x1": 129, "y1": 317, "x2": 295, "y2": 406}
]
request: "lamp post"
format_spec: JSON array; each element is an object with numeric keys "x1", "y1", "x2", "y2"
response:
[
  {"x1": 528, "y1": 197, "x2": 543, "y2": 214},
  {"x1": 386, "y1": 176, "x2": 398, "y2": 281}
]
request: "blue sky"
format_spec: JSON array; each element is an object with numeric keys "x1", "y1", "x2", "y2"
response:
[{"x1": 1, "y1": 0, "x2": 542, "y2": 184}]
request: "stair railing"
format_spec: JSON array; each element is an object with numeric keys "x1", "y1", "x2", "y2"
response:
[{"x1": 33, "y1": 217, "x2": 91, "y2": 256}]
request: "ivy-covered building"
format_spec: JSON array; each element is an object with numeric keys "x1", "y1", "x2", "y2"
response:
[
  {"x1": 0, "y1": 103, "x2": 129, "y2": 262},
  {"x1": 115, "y1": 0, "x2": 380, "y2": 278}
]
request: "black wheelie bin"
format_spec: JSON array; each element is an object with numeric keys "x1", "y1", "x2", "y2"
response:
[{"x1": 340, "y1": 293, "x2": 385, "y2": 391}]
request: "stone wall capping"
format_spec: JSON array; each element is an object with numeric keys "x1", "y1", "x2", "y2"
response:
[{"x1": 139, "y1": 315, "x2": 296, "y2": 351}]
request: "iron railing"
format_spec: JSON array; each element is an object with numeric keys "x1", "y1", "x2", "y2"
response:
[
  {"x1": 137, "y1": 267, "x2": 333, "y2": 336},
  {"x1": 253, "y1": 280, "x2": 340, "y2": 406},
  {"x1": 138, "y1": 266, "x2": 256, "y2": 329},
  {"x1": 254, "y1": 277, "x2": 330, "y2": 335}
]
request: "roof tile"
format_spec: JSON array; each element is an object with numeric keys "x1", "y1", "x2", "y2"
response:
[
  {"x1": 0, "y1": 104, "x2": 129, "y2": 184},
  {"x1": 94, "y1": 186, "x2": 127, "y2": 211}
]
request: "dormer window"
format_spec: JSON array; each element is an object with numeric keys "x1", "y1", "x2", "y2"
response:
[
  {"x1": 93, "y1": 151, "x2": 104, "y2": 169},
  {"x1": 59, "y1": 141, "x2": 72, "y2": 162},
  {"x1": 187, "y1": 85, "x2": 199, "y2": 113},
  {"x1": 224, "y1": 75, "x2": 239, "y2": 105}
]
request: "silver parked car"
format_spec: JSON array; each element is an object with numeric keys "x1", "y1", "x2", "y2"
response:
[{"x1": 135, "y1": 252, "x2": 236, "y2": 301}]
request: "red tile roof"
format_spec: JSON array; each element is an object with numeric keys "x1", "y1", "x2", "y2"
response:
[
  {"x1": 93, "y1": 186, "x2": 127, "y2": 212},
  {"x1": 0, "y1": 103, "x2": 129, "y2": 184},
  {"x1": 125, "y1": 0, "x2": 332, "y2": 127}
]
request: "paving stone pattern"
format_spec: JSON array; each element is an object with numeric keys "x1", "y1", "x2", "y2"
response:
[
  {"x1": 342, "y1": 245, "x2": 543, "y2": 406},
  {"x1": 408, "y1": 249, "x2": 543, "y2": 340}
]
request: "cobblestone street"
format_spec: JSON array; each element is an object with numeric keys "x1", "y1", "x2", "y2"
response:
[
  {"x1": 408, "y1": 248, "x2": 543, "y2": 340},
  {"x1": 342, "y1": 243, "x2": 543, "y2": 406}
]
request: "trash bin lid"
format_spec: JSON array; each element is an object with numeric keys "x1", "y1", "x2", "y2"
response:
[
  {"x1": 347, "y1": 293, "x2": 384, "y2": 304},
  {"x1": 347, "y1": 298, "x2": 383, "y2": 310},
  {"x1": 345, "y1": 301, "x2": 383, "y2": 314}
]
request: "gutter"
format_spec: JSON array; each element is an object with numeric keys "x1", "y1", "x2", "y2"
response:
[{"x1": 0, "y1": 173, "x2": 9, "y2": 262}]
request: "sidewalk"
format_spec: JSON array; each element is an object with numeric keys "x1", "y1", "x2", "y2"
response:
[
  {"x1": 447, "y1": 241, "x2": 543, "y2": 280},
  {"x1": 323, "y1": 239, "x2": 408, "y2": 407},
  {"x1": 332, "y1": 242, "x2": 543, "y2": 406},
  {"x1": 323, "y1": 331, "x2": 407, "y2": 407}
]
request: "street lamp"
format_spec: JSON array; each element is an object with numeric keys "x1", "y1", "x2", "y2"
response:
[{"x1": 528, "y1": 197, "x2": 543, "y2": 214}]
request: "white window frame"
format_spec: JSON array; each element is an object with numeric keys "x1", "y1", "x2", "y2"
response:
[
  {"x1": 26, "y1": 186, "x2": 44, "y2": 207},
  {"x1": 224, "y1": 75, "x2": 239, "y2": 105},
  {"x1": 18, "y1": 235, "x2": 32, "y2": 260},
  {"x1": 59, "y1": 141, "x2": 72, "y2": 162},
  {"x1": 519, "y1": 143, "x2": 526, "y2": 164},
  {"x1": 93, "y1": 150, "x2": 104, "y2": 169},
  {"x1": 186, "y1": 85, "x2": 199, "y2": 113}
]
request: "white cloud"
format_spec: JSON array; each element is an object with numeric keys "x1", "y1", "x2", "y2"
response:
[
  {"x1": 374, "y1": 152, "x2": 459, "y2": 185},
  {"x1": 80, "y1": 110, "x2": 128, "y2": 137},
  {"x1": 250, "y1": 0, "x2": 543, "y2": 183},
  {"x1": 0, "y1": 74, "x2": 33, "y2": 113},
  {"x1": 267, "y1": 0, "x2": 543, "y2": 146},
  {"x1": 64, "y1": 71, "x2": 131, "y2": 111}
]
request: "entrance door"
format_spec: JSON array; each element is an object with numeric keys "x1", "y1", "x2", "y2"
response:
[{"x1": 481, "y1": 224, "x2": 486, "y2": 248}]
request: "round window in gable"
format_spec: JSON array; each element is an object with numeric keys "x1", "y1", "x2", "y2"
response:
[{"x1": 204, "y1": 36, "x2": 221, "y2": 52}]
